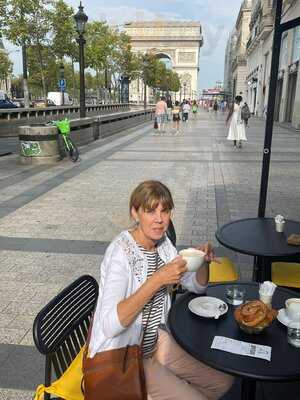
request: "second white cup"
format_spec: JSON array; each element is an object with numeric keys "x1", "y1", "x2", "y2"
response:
[
  {"x1": 285, "y1": 298, "x2": 300, "y2": 321},
  {"x1": 179, "y1": 248, "x2": 205, "y2": 272}
]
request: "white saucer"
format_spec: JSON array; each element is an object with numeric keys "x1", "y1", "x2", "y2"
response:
[
  {"x1": 188, "y1": 296, "x2": 228, "y2": 318},
  {"x1": 277, "y1": 308, "x2": 291, "y2": 327}
]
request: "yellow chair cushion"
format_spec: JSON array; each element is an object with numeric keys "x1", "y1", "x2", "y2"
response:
[
  {"x1": 209, "y1": 257, "x2": 238, "y2": 282},
  {"x1": 34, "y1": 346, "x2": 85, "y2": 400},
  {"x1": 272, "y1": 262, "x2": 300, "y2": 288}
]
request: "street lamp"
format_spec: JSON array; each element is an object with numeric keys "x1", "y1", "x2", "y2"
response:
[
  {"x1": 59, "y1": 62, "x2": 65, "y2": 106},
  {"x1": 74, "y1": 2, "x2": 88, "y2": 118},
  {"x1": 183, "y1": 83, "x2": 187, "y2": 100}
]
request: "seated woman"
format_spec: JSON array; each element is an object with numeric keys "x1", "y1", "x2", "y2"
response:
[{"x1": 89, "y1": 180, "x2": 234, "y2": 400}]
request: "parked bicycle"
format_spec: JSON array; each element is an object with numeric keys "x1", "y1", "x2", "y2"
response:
[{"x1": 47, "y1": 118, "x2": 79, "y2": 162}]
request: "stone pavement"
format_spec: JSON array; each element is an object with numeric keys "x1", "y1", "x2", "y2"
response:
[{"x1": 0, "y1": 110, "x2": 300, "y2": 399}]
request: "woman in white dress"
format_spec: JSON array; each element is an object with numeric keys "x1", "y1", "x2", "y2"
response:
[{"x1": 226, "y1": 95, "x2": 247, "y2": 148}]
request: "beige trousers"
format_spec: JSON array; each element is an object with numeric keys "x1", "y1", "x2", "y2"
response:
[{"x1": 144, "y1": 329, "x2": 234, "y2": 400}]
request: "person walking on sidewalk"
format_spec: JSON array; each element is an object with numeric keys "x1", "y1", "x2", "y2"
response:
[
  {"x1": 182, "y1": 100, "x2": 190, "y2": 123},
  {"x1": 166, "y1": 96, "x2": 173, "y2": 123},
  {"x1": 172, "y1": 101, "x2": 181, "y2": 134},
  {"x1": 226, "y1": 95, "x2": 247, "y2": 148},
  {"x1": 155, "y1": 96, "x2": 167, "y2": 134},
  {"x1": 191, "y1": 100, "x2": 198, "y2": 119}
]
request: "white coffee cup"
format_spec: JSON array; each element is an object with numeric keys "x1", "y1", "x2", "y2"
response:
[
  {"x1": 179, "y1": 248, "x2": 205, "y2": 272},
  {"x1": 285, "y1": 298, "x2": 300, "y2": 320}
]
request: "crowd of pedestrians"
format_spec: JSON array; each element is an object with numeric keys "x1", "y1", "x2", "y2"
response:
[
  {"x1": 154, "y1": 95, "x2": 251, "y2": 150},
  {"x1": 154, "y1": 96, "x2": 199, "y2": 135}
]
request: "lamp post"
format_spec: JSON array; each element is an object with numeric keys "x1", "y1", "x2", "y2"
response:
[
  {"x1": 74, "y1": 2, "x2": 88, "y2": 118},
  {"x1": 59, "y1": 62, "x2": 65, "y2": 106},
  {"x1": 183, "y1": 83, "x2": 187, "y2": 100}
]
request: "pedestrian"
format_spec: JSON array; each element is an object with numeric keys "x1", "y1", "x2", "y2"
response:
[
  {"x1": 191, "y1": 100, "x2": 198, "y2": 119},
  {"x1": 241, "y1": 102, "x2": 251, "y2": 127},
  {"x1": 226, "y1": 95, "x2": 247, "y2": 148},
  {"x1": 155, "y1": 96, "x2": 167, "y2": 134},
  {"x1": 182, "y1": 100, "x2": 190, "y2": 122},
  {"x1": 166, "y1": 96, "x2": 173, "y2": 123},
  {"x1": 88, "y1": 180, "x2": 234, "y2": 400},
  {"x1": 213, "y1": 100, "x2": 218, "y2": 115},
  {"x1": 172, "y1": 100, "x2": 181, "y2": 134}
]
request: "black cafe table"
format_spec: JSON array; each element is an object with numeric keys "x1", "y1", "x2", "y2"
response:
[
  {"x1": 215, "y1": 218, "x2": 300, "y2": 282},
  {"x1": 168, "y1": 283, "x2": 300, "y2": 400}
]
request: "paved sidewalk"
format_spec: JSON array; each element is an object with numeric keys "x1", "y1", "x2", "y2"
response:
[{"x1": 0, "y1": 110, "x2": 300, "y2": 399}]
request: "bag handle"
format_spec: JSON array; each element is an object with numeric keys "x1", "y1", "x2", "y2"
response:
[{"x1": 84, "y1": 251, "x2": 160, "y2": 359}]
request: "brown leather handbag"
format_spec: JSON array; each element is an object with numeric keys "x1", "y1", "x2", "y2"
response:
[{"x1": 82, "y1": 343, "x2": 147, "y2": 400}]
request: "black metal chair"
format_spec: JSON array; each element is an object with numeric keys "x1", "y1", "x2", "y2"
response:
[{"x1": 33, "y1": 275, "x2": 99, "y2": 400}]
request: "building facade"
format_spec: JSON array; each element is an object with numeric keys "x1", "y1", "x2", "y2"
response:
[
  {"x1": 231, "y1": 0, "x2": 252, "y2": 98},
  {"x1": 124, "y1": 21, "x2": 203, "y2": 102},
  {"x1": 224, "y1": 30, "x2": 238, "y2": 100},
  {"x1": 225, "y1": 0, "x2": 300, "y2": 129}
]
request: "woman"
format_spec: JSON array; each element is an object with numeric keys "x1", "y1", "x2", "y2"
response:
[
  {"x1": 155, "y1": 96, "x2": 167, "y2": 134},
  {"x1": 226, "y1": 95, "x2": 247, "y2": 148},
  {"x1": 89, "y1": 181, "x2": 234, "y2": 400},
  {"x1": 172, "y1": 100, "x2": 181, "y2": 134}
]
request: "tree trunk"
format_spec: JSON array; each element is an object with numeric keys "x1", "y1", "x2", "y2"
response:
[{"x1": 36, "y1": 43, "x2": 47, "y2": 102}]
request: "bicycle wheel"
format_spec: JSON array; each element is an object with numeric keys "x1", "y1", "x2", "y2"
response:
[{"x1": 65, "y1": 137, "x2": 79, "y2": 162}]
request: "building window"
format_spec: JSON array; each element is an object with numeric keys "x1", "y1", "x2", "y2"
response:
[
  {"x1": 292, "y1": 26, "x2": 300, "y2": 63},
  {"x1": 280, "y1": 34, "x2": 288, "y2": 68}
]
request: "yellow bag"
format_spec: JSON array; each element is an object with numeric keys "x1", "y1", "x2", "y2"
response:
[{"x1": 34, "y1": 346, "x2": 84, "y2": 400}]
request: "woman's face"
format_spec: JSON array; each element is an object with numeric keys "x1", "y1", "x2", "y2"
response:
[{"x1": 131, "y1": 202, "x2": 171, "y2": 242}]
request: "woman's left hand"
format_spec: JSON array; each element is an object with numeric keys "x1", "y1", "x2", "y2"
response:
[{"x1": 195, "y1": 242, "x2": 218, "y2": 263}]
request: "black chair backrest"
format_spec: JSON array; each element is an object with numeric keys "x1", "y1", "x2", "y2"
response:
[
  {"x1": 166, "y1": 220, "x2": 176, "y2": 247},
  {"x1": 33, "y1": 274, "x2": 98, "y2": 381}
]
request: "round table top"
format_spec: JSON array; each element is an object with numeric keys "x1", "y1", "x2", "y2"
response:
[
  {"x1": 215, "y1": 218, "x2": 300, "y2": 257},
  {"x1": 168, "y1": 283, "x2": 300, "y2": 382}
]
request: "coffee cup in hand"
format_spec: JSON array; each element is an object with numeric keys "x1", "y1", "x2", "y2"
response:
[
  {"x1": 286, "y1": 298, "x2": 300, "y2": 321},
  {"x1": 179, "y1": 248, "x2": 205, "y2": 272}
]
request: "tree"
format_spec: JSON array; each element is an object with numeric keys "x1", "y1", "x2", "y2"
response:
[
  {"x1": 3, "y1": 0, "x2": 54, "y2": 104},
  {"x1": 49, "y1": 0, "x2": 78, "y2": 99},
  {"x1": 0, "y1": 50, "x2": 13, "y2": 82}
]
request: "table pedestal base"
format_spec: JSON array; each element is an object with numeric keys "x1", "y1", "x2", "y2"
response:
[{"x1": 241, "y1": 378, "x2": 256, "y2": 400}]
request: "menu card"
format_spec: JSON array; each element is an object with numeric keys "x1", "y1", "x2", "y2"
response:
[{"x1": 211, "y1": 336, "x2": 271, "y2": 361}]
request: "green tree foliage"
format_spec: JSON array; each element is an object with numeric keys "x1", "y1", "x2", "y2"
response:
[
  {"x1": 1, "y1": 0, "x2": 180, "y2": 102},
  {"x1": 141, "y1": 53, "x2": 179, "y2": 93},
  {"x1": 49, "y1": 0, "x2": 77, "y2": 61},
  {"x1": 0, "y1": 50, "x2": 13, "y2": 81}
]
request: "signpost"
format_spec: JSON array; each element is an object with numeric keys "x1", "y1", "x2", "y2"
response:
[{"x1": 58, "y1": 79, "x2": 66, "y2": 106}]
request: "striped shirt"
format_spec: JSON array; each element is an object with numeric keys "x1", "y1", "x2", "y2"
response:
[{"x1": 140, "y1": 246, "x2": 167, "y2": 358}]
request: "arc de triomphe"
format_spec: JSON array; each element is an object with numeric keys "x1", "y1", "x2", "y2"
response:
[{"x1": 124, "y1": 21, "x2": 203, "y2": 102}]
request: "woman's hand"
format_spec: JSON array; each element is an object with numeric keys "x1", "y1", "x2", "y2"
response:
[
  {"x1": 153, "y1": 256, "x2": 187, "y2": 287},
  {"x1": 195, "y1": 242, "x2": 219, "y2": 263}
]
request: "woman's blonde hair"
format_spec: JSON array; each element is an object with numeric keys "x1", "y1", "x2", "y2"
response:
[{"x1": 129, "y1": 180, "x2": 174, "y2": 216}]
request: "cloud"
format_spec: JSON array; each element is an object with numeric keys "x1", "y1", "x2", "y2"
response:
[
  {"x1": 202, "y1": 24, "x2": 227, "y2": 56},
  {"x1": 94, "y1": 6, "x2": 181, "y2": 25}
]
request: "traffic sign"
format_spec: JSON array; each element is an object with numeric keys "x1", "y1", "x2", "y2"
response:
[{"x1": 58, "y1": 79, "x2": 66, "y2": 90}]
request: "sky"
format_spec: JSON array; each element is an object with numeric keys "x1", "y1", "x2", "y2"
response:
[{"x1": 5, "y1": 0, "x2": 243, "y2": 92}]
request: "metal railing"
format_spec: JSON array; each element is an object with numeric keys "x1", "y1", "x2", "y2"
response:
[{"x1": 0, "y1": 103, "x2": 131, "y2": 122}]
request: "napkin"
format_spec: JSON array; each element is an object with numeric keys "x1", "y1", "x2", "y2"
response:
[
  {"x1": 275, "y1": 215, "x2": 285, "y2": 224},
  {"x1": 259, "y1": 281, "x2": 277, "y2": 296}
]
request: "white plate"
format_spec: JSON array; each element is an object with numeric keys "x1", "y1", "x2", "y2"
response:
[
  {"x1": 188, "y1": 296, "x2": 228, "y2": 318},
  {"x1": 277, "y1": 308, "x2": 291, "y2": 327}
]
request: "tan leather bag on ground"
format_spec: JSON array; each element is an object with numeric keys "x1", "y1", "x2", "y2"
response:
[{"x1": 82, "y1": 344, "x2": 147, "y2": 400}]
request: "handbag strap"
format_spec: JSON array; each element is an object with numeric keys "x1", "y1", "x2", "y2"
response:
[
  {"x1": 140, "y1": 251, "x2": 160, "y2": 344},
  {"x1": 84, "y1": 251, "x2": 160, "y2": 359}
]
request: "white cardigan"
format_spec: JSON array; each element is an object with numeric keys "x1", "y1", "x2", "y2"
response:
[{"x1": 89, "y1": 230, "x2": 207, "y2": 358}]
